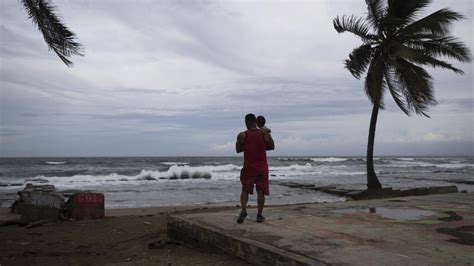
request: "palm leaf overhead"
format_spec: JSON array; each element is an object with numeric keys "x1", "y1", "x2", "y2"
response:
[
  {"x1": 333, "y1": 15, "x2": 377, "y2": 43},
  {"x1": 333, "y1": 0, "x2": 471, "y2": 189},
  {"x1": 21, "y1": 0, "x2": 83, "y2": 66},
  {"x1": 334, "y1": 0, "x2": 471, "y2": 117},
  {"x1": 399, "y1": 8, "x2": 465, "y2": 36}
]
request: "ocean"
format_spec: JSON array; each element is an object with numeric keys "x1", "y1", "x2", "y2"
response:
[{"x1": 0, "y1": 156, "x2": 473, "y2": 208}]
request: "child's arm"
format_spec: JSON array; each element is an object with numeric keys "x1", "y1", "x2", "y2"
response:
[{"x1": 263, "y1": 131, "x2": 275, "y2": 151}]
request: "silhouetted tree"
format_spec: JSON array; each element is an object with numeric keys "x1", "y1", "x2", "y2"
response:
[
  {"x1": 333, "y1": 0, "x2": 471, "y2": 189},
  {"x1": 21, "y1": 0, "x2": 83, "y2": 66}
]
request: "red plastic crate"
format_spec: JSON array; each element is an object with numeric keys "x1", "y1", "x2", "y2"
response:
[{"x1": 68, "y1": 193, "x2": 105, "y2": 220}]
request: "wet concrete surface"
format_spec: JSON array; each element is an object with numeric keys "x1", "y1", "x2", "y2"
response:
[
  {"x1": 331, "y1": 206, "x2": 436, "y2": 220},
  {"x1": 169, "y1": 193, "x2": 474, "y2": 265}
]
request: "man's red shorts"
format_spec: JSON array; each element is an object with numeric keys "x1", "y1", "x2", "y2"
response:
[{"x1": 240, "y1": 167, "x2": 269, "y2": 195}]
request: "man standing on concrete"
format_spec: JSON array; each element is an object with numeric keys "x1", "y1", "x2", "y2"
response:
[{"x1": 236, "y1": 113, "x2": 275, "y2": 223}]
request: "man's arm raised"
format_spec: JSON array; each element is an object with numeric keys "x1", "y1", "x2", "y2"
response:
[
  {"x1": 263, "y1": 132, "x2": 275, "y2": 151},
  {"x1": 236, "y1": 132, "x2": 245, "y2": 153}
]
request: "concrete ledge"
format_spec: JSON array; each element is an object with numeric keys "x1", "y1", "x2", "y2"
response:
[
  {"x1": 275, "y1": 182, "x2": 460, "y2": 200},
  {"x1": 167, "y1": 216, "x2": 323, "y2": 265},
  {"x1": 166, "y1": 194, "x2": 474, "y2": 265}
]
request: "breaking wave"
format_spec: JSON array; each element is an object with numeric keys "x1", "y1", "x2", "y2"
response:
[
  {"x1": 20, "y1": 164, "x2": 243, "y2": 188},
  {"x1": 46, "y1": 161, "x2": 67, "y2": 165},
  {"x1": 277, "y1": 157, "x2": 313, "y2": 162},
  {"x1": 161, "y1": 162, "x2": 189, "y2": 166},
  {"x1": 394, "y1": 157, "x2": 415, "y2": 161},
  {"x1": 311, "y1": 157, "x2": 348, "y2": 163}
]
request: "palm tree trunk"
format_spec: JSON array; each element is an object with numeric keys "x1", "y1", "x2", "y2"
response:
[{"x1": 367, "y1": 103, "x2": 382, "y2": 190}]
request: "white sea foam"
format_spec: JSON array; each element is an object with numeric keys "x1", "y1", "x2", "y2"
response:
[
  {"x1": 311, "y1": 157, "x2": 348, "y2": 163},
  {"x1": 435, "y1": 163, "x2": 474, "y2": 169},
  {"x1": 289, "y1": 163, "x2": 314, "y2": 170},
  {"x1": 389, "y1": 161, "x2": 435, "y2": 167},
  {"x1": 20, "y1": 164, "x2": 243, "y2": 189},
  {"x1": 395, "y1": 158, "x2": 415, "y2": 161},
  {"x1": 161, "y1": 162, "x2": 189, "y2": 165},
  {"x1": 361, "y1": 157, "x2": 380, "y2": 162},
  {"x1": 388, "y1": 160, "x2": 474, "y2": 169},
  {"x1": 46, "y1": 161, "x2": 67, "y2": 165},
  {"x1": 277, "y1": 157, "x2": 311, "y2": 161}
]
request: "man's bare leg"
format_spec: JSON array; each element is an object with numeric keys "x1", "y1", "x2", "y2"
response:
[
  {"x1": 257, "y1": 189, "x2": 265, "y2": 216},
  {"x1": 240, "y1": 191, "x2": 249, "y2": 210},
  {"x1": 237, "y1": 191, "x2": 249, "y2": 224},
  {"x1": 256, "y1": 189, "x2": 266, "y2": 222}
]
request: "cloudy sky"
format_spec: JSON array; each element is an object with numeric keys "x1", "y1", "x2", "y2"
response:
[{"x1": 1, "y1": 0, "x2": 472, "y2": 157}]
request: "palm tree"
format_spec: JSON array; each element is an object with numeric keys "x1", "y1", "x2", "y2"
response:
[
  {"x1": 21, "y1": 0, "x2": 83, "y2": 66},
  {"x1": 333, "y1": 0, "x2": 471, "y2": 189}
]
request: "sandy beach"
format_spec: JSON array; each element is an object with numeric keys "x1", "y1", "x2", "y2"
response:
[{"x1": 0, "y1": 206, "x2": 247, "y2": 265}]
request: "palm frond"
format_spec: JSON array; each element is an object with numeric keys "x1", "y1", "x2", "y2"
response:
[
  {"x1": 393, "y1": 59, "x2": 436, "y2": 117},
  {"x1": 366, "y1": 0, "x2": 385, "y2": 30},
  {"x1": 21, "y1": 0, "x2": 83, "y2": 67},
  {"x1": 393, "y1": 44, "x2": 464, "y2": 74},
  {"x1": 334, "y1": 0, "x2": 467, "y2": 120},
  {"x1": 387, "y1": 0, "x2": 430, "y2": 23},
  {"x1": 333, "y1": 15, "x2": 377, "y2": 43},
  {"x1": 406, "y1": 36, "x2": 471, "y2": 63},
  {"x1": 345, "y1": 44, "x2": 373, "y2": 79},
  {"x1": 384, "y1": 69, "x2": 410, "y2": 115},
  {"x1": 400, "y1": 8, "x2": 465, "y2": 36},
  {"x1": 364, "y1": 54, "x2": 386, "y2": 108}
]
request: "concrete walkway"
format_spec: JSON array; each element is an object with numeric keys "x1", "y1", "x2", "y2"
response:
[{"x1": 168, "y1": 193, "x2": 474, "y2": 265}]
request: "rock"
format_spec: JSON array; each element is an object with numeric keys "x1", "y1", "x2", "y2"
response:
[
  {"x1": 148, "y1": 239, "x2": 166, "y2": 249},
  {"x1": 25, "y1": 219, "x2": 47, "y2": 228},
  {"x1": 322, "y1": 188, "x2": 354, "y2": 196},
  {"x1": 23, "y1": 191, "x2": 63, "y2": 208},
  {"x1": 0, "y1": 220, "x2": 21, "y2": 226},
  {"x1": 166, "y1": 239, "x2": 184, "y2": 245},
  {"x1": 144, "y1": 221, "x2": 151, "y2": 225},
  {"x1": 401, "y1": 186, "x2": 458, "y2": 196},
  {"x1": 314, "y1": 185, "x2": 337, "y2": 190},
  {"x1": 42, "y1": 185, "x2": 56, "y2": 192},
  {"x1": 23, "y1": 250, "x2": 39, "y2": 255},
  {"x1": 19, "y1": 191, "x2": 65, "y2": 224},
  {"x1": 347, "y1": 188, "x2": 394, "y2": 200}
]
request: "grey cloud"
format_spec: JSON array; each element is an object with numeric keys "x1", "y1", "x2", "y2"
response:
[
  {"x1": 85, "y1": 112, "x2": 173, "y2": 121},
  {"x1": 0, "y1": 26, "x2": 49, "y2": 59},
  {"x1": 1, "y1": 0, "x2": 472, "y2": 156},
  {"x1": 20, "y1": 113, "x2": 40, "y2": 117},
  {"x1": 117, "y1": 88, "x2": 178, "y2": 95}
]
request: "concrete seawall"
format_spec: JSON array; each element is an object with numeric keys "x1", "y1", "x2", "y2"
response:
[{"x1": 168, "y1": 193, "x2": 474, "y2": 265}]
